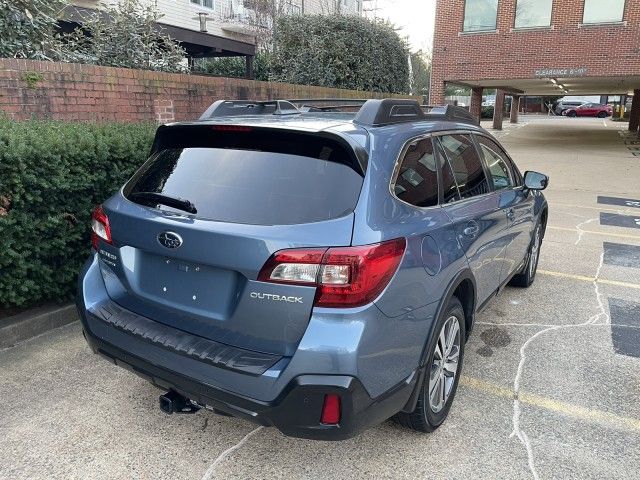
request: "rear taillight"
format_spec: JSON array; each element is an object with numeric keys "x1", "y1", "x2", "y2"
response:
[
  {"x1": 257, "y1": 238, "x2": 406, "y2": 308},
  {"x1": 91, "y1": 205, "x2": 111, "y2": 250}
]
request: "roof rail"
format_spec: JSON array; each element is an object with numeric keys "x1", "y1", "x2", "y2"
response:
[
  {"x1": 287, "y1": 98, "x2": 369, "y2": 105},
  {"x1": 197, "y1": 98, "x2": 479, "y2": 126},
  {"x1": 353, "y1": 99, "x2": 427, "y2": 127},
  {"x1": 426, "y1": 104, "x2": 479, "y2": 126},
  {"x1": 199, "y1": 100, "x2": 300, "y2": 120}
]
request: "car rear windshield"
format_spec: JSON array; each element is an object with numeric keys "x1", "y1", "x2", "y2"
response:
[{"x1": 123, "y1": 143, "x2": 364, "y2": 226}]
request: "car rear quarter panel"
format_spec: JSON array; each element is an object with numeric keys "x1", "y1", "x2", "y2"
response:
[{"x1": 342, "y1": 124, "x2": 477, "y2": 394}]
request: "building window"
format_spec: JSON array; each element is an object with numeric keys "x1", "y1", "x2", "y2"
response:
[
  {"x1": 515, "y1": 0, "x2": 553, "y2": 28},
  {"x1": 583, "y1": 0, "x2": 625, "y2": 23},
  {"x1": 463, "y1": 0, "x2": 499, "y2": 32},
  {"x1": 191, "y1": 0, "x2": 214, "y2": 9}
]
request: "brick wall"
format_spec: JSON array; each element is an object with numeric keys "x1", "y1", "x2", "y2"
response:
[
  {"x1": 430, "y1": 0, "x2": 640, "y2": 104},
  {"x1": 0, "y1": 59, "x2": 405, "y2": 122}
]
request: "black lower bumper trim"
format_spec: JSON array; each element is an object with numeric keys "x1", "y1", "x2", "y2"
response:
[
  {"x1": 91, "y1": 300, "x2": 281, "y2": 376},
  {"x1": 82, "y1": 326, "x2": 417, "y2": 440}
]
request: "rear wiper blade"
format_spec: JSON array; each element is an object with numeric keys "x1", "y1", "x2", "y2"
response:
[{"x1": 129, "y1": 192, "x2": 197, "y2": 214}]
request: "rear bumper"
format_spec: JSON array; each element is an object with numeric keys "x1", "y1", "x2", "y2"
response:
[
  {"x1": 80, "y1": 318, "x2": 417, "y2": 440},
  {"x1": 76, "y1": 253, "x2": 425, "y2": 439}
]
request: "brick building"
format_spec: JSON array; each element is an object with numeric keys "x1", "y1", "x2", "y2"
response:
[{"x1": 430, "y1": 0, "x2": 640, "y2": 132}]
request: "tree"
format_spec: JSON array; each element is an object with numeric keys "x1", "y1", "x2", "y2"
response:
[
  {"x1": 0, "y1": 0, "x2": 67, "y2": 60},
  {"x1": 58, "y1": 0, "x2": 188, "y2": 73},
  {"x1": 410, "y1": 50, "x2": 431, "y2": 98},
  {"x1": 271, "y1": 15, "x2": 410, "y2": 93}
]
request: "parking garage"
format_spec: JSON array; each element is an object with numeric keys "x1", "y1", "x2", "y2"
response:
[{"x1": 430, "y1": 0, "x2": 640, "y2": 132}]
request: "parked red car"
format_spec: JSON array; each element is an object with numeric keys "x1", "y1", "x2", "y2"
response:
[{"x1": 563, "y1": 103, "x2": 613, "y2": 118}]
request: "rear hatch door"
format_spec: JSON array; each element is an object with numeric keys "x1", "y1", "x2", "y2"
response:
[{"x1": 97, "y1": 125, "x2": 365, "y2": 357}]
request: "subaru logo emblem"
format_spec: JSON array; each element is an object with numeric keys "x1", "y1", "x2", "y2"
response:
[{"x1": 158, "y1": 231, "x2": 183, "y2": 249}]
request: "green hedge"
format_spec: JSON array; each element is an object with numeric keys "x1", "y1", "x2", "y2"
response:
[
  {"x1": 271, "y1": 15, "x2": 410, "y2": 93},
  {"x1": 0, "y1": 119, "x2": 156, "y2": 308}
]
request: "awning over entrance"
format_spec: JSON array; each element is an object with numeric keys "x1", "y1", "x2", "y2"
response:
[{"x1": 156, "y1": 23, "x2": 256, "y2": 58}]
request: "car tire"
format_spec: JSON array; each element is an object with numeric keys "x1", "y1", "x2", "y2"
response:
[
  {"x1": 395, "y1": 296, "x2": 465, "y2": 433},
  {"x1": 597, "y1": 111, "x2": 607, "y2": 118},
  {"x1": 567, "y1": 111, "x2": 577, "y2": 117},
  {"x1": 509, "y1": 223, "x2": 543, "y2": 288}
]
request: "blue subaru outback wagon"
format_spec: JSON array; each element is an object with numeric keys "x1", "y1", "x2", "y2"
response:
[{"x1": 77, "y1": 99, "x2": 548, "y2": 440}]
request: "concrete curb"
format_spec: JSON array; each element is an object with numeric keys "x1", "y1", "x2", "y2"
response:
[{"x1": 0, "y1": 304, "x2": 78, "y2": 349}]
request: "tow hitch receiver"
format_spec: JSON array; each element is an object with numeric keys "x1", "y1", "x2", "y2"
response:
[{"x1": 159, "y1": 390, "x2": 200, "y2": 415}]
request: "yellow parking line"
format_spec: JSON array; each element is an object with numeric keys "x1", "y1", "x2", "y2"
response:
[
  {"x1": 548, "y1": 225, "x2": 640, "y2": 240},
  {"x1": 538, "y1": 269, "x2": 640, "y2": 290},
  {"x1": 461, "y1": 376, "x2": 640, "y2": 432}
]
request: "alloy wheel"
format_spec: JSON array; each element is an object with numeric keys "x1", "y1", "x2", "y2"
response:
[
  {"x1": 428, "y1": 315, "x2": 461, "y2": 413},
  {"x1": 529, "y1": 226, "x2": 541, "y2": 278}
]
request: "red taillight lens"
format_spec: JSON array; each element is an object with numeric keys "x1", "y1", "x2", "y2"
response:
[
  {"x1": 257, "y1": 238, "x2": 406, "y2": 308},
  {"x1": 320, "y1": 394, "x2": 341, "y2": 425},
  {"x1": 91, "y1": 205, "x2": 112, "y2": 250}
]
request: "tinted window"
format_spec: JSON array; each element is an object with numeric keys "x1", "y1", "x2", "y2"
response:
[
  {"x1": 393, "y1": 138, "x2": 439, "y2": 208},
  {"x1": 463, "y1": 0, "x2": 499, "y2": 32},
  {"x1": 515, "y1": 0, "x2": 553, "y2": 28},
  {"x1": 125, "y1": 147, "x2": 363, "y2": 226},
  {"x1": 475, "y1": 136, "x2": 516, "y2": 190},
  {"x1": 583, "y1": 0, "x2": 625, "y2": 23},
  {"x1": 437, "y1": 134, "x2": 490, "y2": 199}
]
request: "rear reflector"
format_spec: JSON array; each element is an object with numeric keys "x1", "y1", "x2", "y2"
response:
[
  {"x1": 320, "y1": 394, "x2": 341, "y2": 425},
  {"x1": 257, "y1": 238, "x2": 406, "y2": 308},
  {"x1": 91, "y1": 205, "x2": 112, "y2": 250}
]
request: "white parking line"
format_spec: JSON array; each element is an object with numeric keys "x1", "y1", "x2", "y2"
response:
[
  {"x1": 509, "y1": 252, "x2": 609, "y2": 480},
  {"x1": 201, "y1": 426, "x2": 264, "y2": 480}
]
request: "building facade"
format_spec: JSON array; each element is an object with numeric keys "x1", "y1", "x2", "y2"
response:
[
  {"x1": 430, "y1": 0, "x2": 640, "y2": 130},
  {"x1": 64, "y1": 0, "x2": 363, "y2": 77}
]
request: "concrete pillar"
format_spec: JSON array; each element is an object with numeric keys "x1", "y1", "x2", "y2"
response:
[
  {"x1": 629, "y1": 90, "x2": 640, "y2": 132},
  {"x1": 245, "y1": 55, "x2": 254, "y2": 80},
  {"x1": 469, "y1": 87, "x2": 483, "y2": 124},
  {"x1": 493, "y1": 89, "x2": 505, "y2": 130},
  {"x1": 510, "y1": 95, "x2": 520, "y2": 124}
]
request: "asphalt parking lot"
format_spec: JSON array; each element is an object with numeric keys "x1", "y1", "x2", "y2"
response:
[{"x1": 1, "y1": 117, "x2": 639, "y2": 480}]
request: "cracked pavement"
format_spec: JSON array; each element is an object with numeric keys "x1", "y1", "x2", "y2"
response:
[{"x1": 1, "y1": 117, "x2": 639, "y2": 480}]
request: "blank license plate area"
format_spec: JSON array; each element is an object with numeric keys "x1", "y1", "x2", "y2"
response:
[{"x1": 135, "y1": 251, "x2": 238, "y2": 317}]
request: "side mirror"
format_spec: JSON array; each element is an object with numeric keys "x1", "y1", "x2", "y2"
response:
[{"x1": 524, "y1": 171, "x2": 548, "y2": 190}]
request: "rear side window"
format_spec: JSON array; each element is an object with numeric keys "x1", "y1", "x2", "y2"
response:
[
  {"x1": 124, "y1": 146, "x2": 363, "y2": 226},
  {"x1": 475, "y1": 135, "x2": 516, "y2": 190},
  {"x1": 437, "y1": 134, "x2": 490, "y2": 199},
  {"x1": 393, "y1": 138, "x2": 439, "y2": 208}
]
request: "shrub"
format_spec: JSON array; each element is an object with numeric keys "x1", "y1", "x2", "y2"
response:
[
  {"x1": 271, "y1": 15, "x2": 410, "y2": 93},
  {"x1": 0, "y1": 0, "x2": 66, "y2": 60},
  {"x1": 57, "y1": 0, "x2": 188, "y2": 73},
  {"x1": 0, "y1": 119, "x2": 156, "y2": 308},
  {"x1": 193, "y1": 51, "x2": 272, "y2": 81}
]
